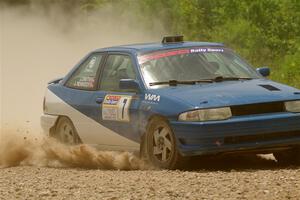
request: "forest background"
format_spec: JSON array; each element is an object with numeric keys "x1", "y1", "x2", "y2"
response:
[{"x1": 2, "y1": 0, "x2": 300, "y2": 88}]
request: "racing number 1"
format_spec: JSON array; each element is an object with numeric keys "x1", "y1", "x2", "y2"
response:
[{"x1": 121, "y1": 99, "x2": 128, "y2": 120}]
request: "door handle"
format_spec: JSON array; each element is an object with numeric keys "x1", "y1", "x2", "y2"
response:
[{"x1": 95, "y1": 97, "x2": 104, "y2": 104}]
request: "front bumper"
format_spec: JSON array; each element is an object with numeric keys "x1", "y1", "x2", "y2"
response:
[
  {"x1": 40, "y1": 113, "x2": 58, "y2": 135},
  {"x1": 171, "y1": 112, "x2": 300, "y2": 156}
]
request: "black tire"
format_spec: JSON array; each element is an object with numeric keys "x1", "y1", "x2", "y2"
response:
[
  {"x1": 143, "y1": 117, "x2": 186, "y2": 169},
  {"x1": 273, "y1": 147, "x2": 300, "y2": 165},
  {"x1": 54, "y1": 116, "x2": 81, "y2": 145}
]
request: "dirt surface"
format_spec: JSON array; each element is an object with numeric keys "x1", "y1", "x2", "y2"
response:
[
  {"x1": 0, "y1": 130, "x2": 300, "y2": 200},
  {"x1": 1, "y1": 155, "x2": 300, "y2": 200}
]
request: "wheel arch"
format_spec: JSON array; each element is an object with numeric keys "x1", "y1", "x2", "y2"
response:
[
  {"x1": 141, "y1": 114, "x2": 169, "y2": 138},
  {"x1": 139, "y1": 113, "x2": 186, "y2": 169},
  {"x1": 139, "y1": 114, "x2": 170, "y2": 156},
  {"x1": 49, "y1": 115, "x2": 75, "y2": 137}
]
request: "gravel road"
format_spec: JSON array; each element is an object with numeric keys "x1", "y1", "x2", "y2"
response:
[{"x1": 1, "y1": 155, "x2": 300, "y2": 200}]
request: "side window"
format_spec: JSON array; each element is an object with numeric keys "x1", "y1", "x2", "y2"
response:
[
  {"x1": 66, "y1": 53, "x2": 103, "y2": 90},
  {"x1": 99, "y1": 54, "x2": 136, "y2": 91}
]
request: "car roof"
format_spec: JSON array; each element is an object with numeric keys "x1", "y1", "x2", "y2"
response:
[{"x1": 94, "y1": 41, "x2": 224, "y2": 55}]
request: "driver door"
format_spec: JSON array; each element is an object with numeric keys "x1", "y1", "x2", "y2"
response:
[{"x1": 92, "y1": 53, "x2": 141, "y2": 150}]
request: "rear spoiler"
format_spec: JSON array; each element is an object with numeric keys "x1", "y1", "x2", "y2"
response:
[{"x1": 48, "y1": 77, "x2": 63, "y2": 85}]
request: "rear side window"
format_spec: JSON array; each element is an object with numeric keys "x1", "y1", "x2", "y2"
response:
[
  {"x1": 66, "y1": 53, "x2": 103, "y2": 90},
  {"x1": 99, "y1": 54, "x2": 136, "y2": 91}
]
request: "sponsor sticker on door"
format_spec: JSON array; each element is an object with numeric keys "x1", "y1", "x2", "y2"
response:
[{"x1": 102, "y1": 95, "x2": 132, "y2": 122}]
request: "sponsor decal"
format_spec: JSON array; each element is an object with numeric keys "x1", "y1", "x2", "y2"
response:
[
  {"x1": 138, "y1": 49, "x2": 189, "y2": 64},
  {"x1": 145, "y1": 94, "x2": 160, "y2": 102},
  {"x1": 138, "y1": 48, "x2": 224, "y2": 64},
  {"x1": 74, "y1": 77, "x2": 95, "y2": 88},
  {"x1": 103, "y1": 95, "x2": 121, "y2": 105},
  {"x1": 190, "y1": 48, "x2": 224, "y2": 53},
  {"x1": 102, "y1": 95, "x2": 133, "y2": 122},
  {"x1": 85, "y1": 56, "x2": 98, "y2": 72}
]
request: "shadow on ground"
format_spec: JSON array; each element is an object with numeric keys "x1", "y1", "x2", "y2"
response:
[{"x1": 184, "y1": 154, "x2": 299, "y2": 171}]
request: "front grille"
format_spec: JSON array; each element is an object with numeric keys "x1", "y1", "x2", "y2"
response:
[
  {"x1": 224, "y1": 131, "x2": 300, "y2": 144},
  {"x1": 231, "y1": 101, "x2": 285, "y2": 116}
]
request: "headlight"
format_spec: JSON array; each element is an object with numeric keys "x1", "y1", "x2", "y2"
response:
[
  {"x1": 285, "y1": 101, "x2": 300, "y2": 112},
  {"x1": 178, "y1": 107, "x2": 232, "y2": 122}
]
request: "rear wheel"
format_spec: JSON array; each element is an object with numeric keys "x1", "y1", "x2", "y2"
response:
[
  {"x1": 143, "y1": 117, "x2": 186, "y2": 169},
  {"x1": 273, "y1": 147, "x2": 300, "y2": 165},
  {"x1": 54, "y1": 117, "x2": 81, "y2": 145}
]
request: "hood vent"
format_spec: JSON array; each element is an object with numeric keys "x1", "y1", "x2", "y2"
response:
[{"x1": 259, "y1": 84, "x2": 280, "y2": 91}]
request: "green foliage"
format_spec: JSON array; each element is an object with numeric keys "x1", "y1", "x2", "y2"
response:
[
  {"x1": 272, "y1": 45, "x2": 300, "y2": 88},
  {"x1": 130, "y1": 0, "x2": 300, "y2": 88},
  {"x1": 209, "y1": 19, "x2": 270, "y2": 66}
]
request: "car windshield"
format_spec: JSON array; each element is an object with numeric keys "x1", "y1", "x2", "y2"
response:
[{"x1": 138, "y1": 47, "x2": 260, "y2": 87}]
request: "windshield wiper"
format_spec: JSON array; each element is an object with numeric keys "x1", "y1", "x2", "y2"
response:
[
  {"x1": 212, "y1": 76, "x2": 253, "y2": 82},
  {"x1": 149, "y1": 76, "x2": 253, "y2": 86},
  {"x1": 149, "y1": 79, "x2": 213, "y2": 86}
]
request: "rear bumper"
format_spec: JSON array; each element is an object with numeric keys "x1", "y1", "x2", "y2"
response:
[
  {"x1": 40, "y1": 114, "x2": 58, "y2": 135},
  {"x1": 170, "y1": 112, "x2": 300, "y2": 156}
]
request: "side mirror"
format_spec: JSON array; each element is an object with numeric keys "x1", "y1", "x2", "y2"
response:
[
  {"x1": 119, "y1": 79, "x2": 140, "y2": 92},
  {"x1": 256, "y1": 67, "x2": 270, "y2": 77}
]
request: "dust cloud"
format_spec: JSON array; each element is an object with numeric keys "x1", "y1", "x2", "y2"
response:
[
  {"x1": 0, "y1": 3, "x2": 165, "y2": 130},
  {"x1": 0, "y1": 3, "x2": 165, "y2": 169},
  {"x1": 0, "y1": 128, "x2": 148, "y2": 170}
]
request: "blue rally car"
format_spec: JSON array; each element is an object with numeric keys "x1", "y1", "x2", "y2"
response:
[{"x1": 41, "y1": 36, "x2": 300, "y2": 169}]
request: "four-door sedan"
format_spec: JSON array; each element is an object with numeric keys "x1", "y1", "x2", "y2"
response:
[{"x1": 41, "y1": 36, "x2": 300, "y2": 169}]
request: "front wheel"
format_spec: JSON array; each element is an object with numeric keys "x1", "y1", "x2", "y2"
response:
[
  {"x1": 143, "y1": 117, "x2": 186, "y2": 169},
  {"x1": 54, "y1": 116, "x2": 81, "y2": 145}
]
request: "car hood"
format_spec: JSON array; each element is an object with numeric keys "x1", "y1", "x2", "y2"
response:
[{"x1": 152, "y1": 79, "x2": 300, "y2": 108}]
